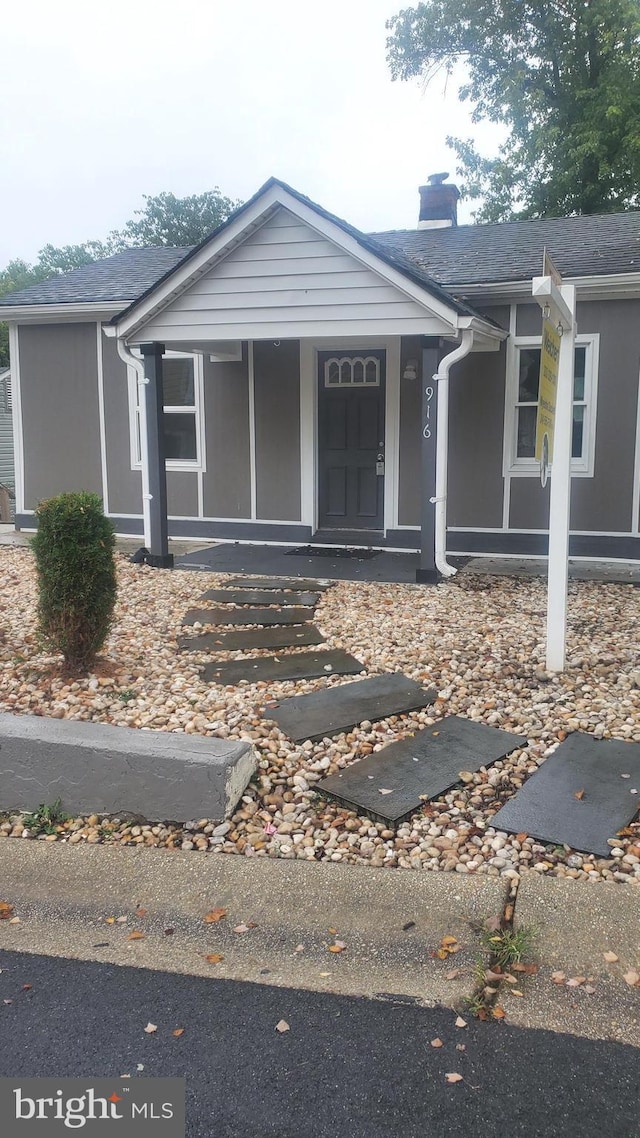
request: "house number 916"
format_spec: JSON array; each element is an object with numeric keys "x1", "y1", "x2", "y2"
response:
[{"x1": 422, "y1": 386, "x2": 434, "y2": 439}]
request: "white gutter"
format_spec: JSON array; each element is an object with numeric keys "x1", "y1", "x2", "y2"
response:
[
  {"x1": 116, "y1": 339, "x2": 152, "y2": 549},
  {"x1": 433, "y1": 329, "x2": 475, "y2": 578}
]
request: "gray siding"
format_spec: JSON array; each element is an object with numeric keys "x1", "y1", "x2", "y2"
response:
[
  {"x1": 448, "y1": 306, "x2": 509, "y2": 528},
  {"x1": 398, "y1": 336, "x2": 423, "y2": 526},
  {"x1": 202, "y1": 348, "x2": 251, "y2": 518},
  {"x1": 131, "y1": 207, "x2": 448, "y2": 343},
  {"x1": 19, "y1": 323, "x2": 102, "y2": 509},
  {"x1": 254, "y1": 339, "x2": 301, "y2": 521},
  {"x1": 167, "y1": 471, "x2": 198, "y2": 517},
  {"x1": 0, "y1": 378, "x2": 14, "y2": 492},
  {"x1": 509, "y1": 478, "x2": 551, "y2": 530},
  {"x1": 101, "y1": 333, "x2": 142, "y2": 515}
]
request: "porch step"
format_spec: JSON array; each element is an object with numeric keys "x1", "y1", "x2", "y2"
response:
[
  {"x1": 317, "y1": 717, "x2": 526, "y2": 824},
  {"x1": 224, "y1": 576, "x2": 333, "y2": 591},
  {"x1": 492, "y1": 733, "x2": 640, "y2": 856},
  {"x1": 178, "y1": 625, "x2": 326, "y2": 653},
  {"x1": 182, "y1": 607, "x2": 316, "y2": 627},
  {"x1": 200, "y1": 588, "x2": 320, "y2": 606},
  {"x1": 264, "y1": 673, "x2": 436, "y2": 743},
  {"x1": 201, "y1": 648, "x2": 364, "y2": 687}
]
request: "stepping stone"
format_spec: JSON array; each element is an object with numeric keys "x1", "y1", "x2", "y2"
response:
[
  {"x1": 178, "y1": 625, "x2": 326, "y2": 653},
  {"x1": 491, "y1": 733, "x2": 640, "y2": 857},
  {"x1": 318, "y1": 717, "x2": 527, "y2": 824},
  {"x1": 266, "y1": 673, "x2": 436, "y2": 743},
  {"x1": 224, "y1": 576, "x2": 333, "y2": 591},
  {"x1": 202, "y1": 649, "x2": 364, "y2": 686},
  {"x1": 200, "y1": 588, "x2": 320, "y2": 606},
  {"x1": 183, "y1": 607, "x2": 315, "y2": 627}
]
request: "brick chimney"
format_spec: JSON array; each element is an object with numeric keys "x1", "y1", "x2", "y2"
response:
[{"x1": 418, "y1": 173, "x2": 460, "y2": 228}]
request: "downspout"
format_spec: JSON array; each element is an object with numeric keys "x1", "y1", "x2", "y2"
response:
[
  {"x1": 116, "y1": 339, "x2": 152, "y2": 549},
  {"x1": 432, "y1": 329, "x2": 474, "y2": 578}
]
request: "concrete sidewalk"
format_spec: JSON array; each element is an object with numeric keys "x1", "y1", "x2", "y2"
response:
[{"x1": 0, "y1": 842, "x2": 638, "y2": 1044}]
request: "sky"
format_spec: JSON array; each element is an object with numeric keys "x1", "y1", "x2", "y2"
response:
[{"x1": 0, "y1": 0, "x2": 503, "y2": 266}]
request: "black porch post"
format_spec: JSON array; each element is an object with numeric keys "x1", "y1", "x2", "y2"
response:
[
  {"x1": 140, "y1": 342, "x2": 173, "y2": 569},
  {"x1": 416, "y1": 340, "x2": 441, "y2": 584}
]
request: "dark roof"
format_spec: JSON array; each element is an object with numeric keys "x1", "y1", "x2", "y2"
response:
[
  {"x1": 371, "y1": 211, "x2": 640, "y2": 286},
  {"x1": 0, "y1": 247, "x2": 192, "y2": 306}
]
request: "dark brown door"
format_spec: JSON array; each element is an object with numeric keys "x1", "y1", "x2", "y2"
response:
[{"x1": 317, "y1": 350, "x2": 385, "y2": 531}]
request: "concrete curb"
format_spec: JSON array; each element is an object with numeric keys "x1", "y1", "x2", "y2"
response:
[{"x1": 0, "y1": 713, "x2": 258, "y2": 822}]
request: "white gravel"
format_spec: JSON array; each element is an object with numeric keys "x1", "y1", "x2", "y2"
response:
[{"x1": 0, "y1": 546, "x2": 638, "y2": 884}]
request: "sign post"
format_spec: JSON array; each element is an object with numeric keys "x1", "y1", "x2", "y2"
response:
[{"x1": 531, "y1": 250, "x2": 577, "y2": 672}]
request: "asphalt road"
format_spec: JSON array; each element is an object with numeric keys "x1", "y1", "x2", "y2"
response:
[{"x1": 0, "y1": 949, "x2": 637, "y2": 1138}]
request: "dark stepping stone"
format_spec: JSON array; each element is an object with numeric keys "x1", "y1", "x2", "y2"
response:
[
  {"x1": 202, "y1": 649, "x2": 364, "y2": 686},
  {"x1": 200, "y1": 588, "x2": 320, "y2": 606},
  {"x1": 318, "y1": 717, "x2": 527, "y2": 824},
  {"x1": 178, "y1": 625, "x2": 325, "y2": 652},
  {"x1": 492, "y1": 733, "x2": 640, "y2": 857},
  {"x1": 266, "y1": 673, "x2": 436, "y2": 743},
  {"x1": 183, "y1": 607, "x2": 315, "y2": 627},
  {"x1": 224, "y1": 576, "x2": 333, "y2": 591}
]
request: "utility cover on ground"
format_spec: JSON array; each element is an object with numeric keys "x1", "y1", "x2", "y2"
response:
[
  {"x1": 318, "y1": 717, "x2": 527, "y2": 823},
  {"x1": 202, "y1": 649, "x2": 364, "y2": 686},
  {"x1": 492, "y1": 733, "x2": 640, "y2": 856},
  {"x1": 266, "y1": 674, "x2": 436, "y2": 743}
]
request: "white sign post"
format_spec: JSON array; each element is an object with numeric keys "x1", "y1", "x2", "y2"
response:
[{"x1": 531, "y1": 268, "x2": 577, "y2": 673}]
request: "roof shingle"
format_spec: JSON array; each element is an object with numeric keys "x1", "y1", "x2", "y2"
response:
[{"x1": 0, "y1": 246, "x2": 192, "y2": 306}]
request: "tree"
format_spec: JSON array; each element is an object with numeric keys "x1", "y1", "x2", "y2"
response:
[
  {"x1": 386, "y1": 0, "x2": 640, "y2": 220},
  {"x1": 0, "y1": 187, "x2": 241, "y2": 366}
]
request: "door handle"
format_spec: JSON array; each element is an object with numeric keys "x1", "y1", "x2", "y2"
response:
[{"x1": 376, "y1": 453, "x2": 385, "y2": 476}]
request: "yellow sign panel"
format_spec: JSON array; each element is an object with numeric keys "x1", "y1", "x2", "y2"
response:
[{"x1": 535, "y1": 317, "x2": 561, "y2": 468}]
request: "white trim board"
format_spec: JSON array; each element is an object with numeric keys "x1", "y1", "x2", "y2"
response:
[
  {"x1": 96, "y1": 323, "x2": 109, "y2": 514},
  {"x1": 8, "y1": 324, "x2": 24, "y2": 516}
]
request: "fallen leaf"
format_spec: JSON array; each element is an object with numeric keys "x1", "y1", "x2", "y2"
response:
[
  {"x1": 21, "y1": 984, "x2": 32, "y2": 992},
  {"x1": 515, "y1": 833, "x2": 528, "y2": 842},
  {"x1": 574, "y1": 789, "x2": 585, "y2": 800},
  {"x1": 512, "y1": 962, "x2": 538, "y2": 974},
  {"x1": 445, "y1": 969, "x2": 461, "y2": 981},
  {"x1": 430, "y1": 1038, "x2": 444, "y2": 1048},
  {"x1": 127, "y1": 931, "x2": 145, "y2": 941},
  {"x1": 294, "y1": 944, "x2": 305, "y2": 953},
  {"x1": 328, "y1": 943, "x2": 346, "y2": 953},
  {"x1": 441, "y1": 935, "x2": 458, "y2": 947},
  {"x1": 136, "y1": 1065, "x2": 144, "y2": 1072},
  {"x1": 432, "y1": 731, "x2": 440, "y2": 737},
  {"x1": 603, "y1": 951, "x2": 619, "y2": 963},
  {"x1": 8, "y1": 917, "x2": 20, "y2": 925},
  {"x1": 485, "y1": 915, "x2": 502, "y2": 933},
  {"x1": 135, "y1": 908, "x2": 148, "y2": 918},
  {"x1": 328, "y1": 927, "x2": 338, "y2": 935},
  {"x1": 456, "y1": 1044, "x2": 466, "y2": 1052},
  {"x1": 105, "y1": 917, "x2": 116, "y2": 925},
  {"x1": 510, "y1": 989, "x2": 524, "y2": 997},
  {"x1": 436, "y1": 948, "x2": 449, "y2": 960},
  {"x1": 233, "y1": 924, "x2": 250, "y2": 935},
  {"x1": 503, "y1": 903, "x2": 514, "y2": 923},
  {"x1": 503, "y1": 974, "x2": 517, "y2": 984},
  {"x1": 319, "y1": 972, "x2": 331, "y2": 977},
  {"x1": 116, "y1": 916, "x2": 128, "y2": 924},
  {"x1": 0, "y1": 902, "x2": 14, "y2": 920},
  {"x1": 204, "y1": 953, "x2": 224, "y2": 965},
  {"x1": 620, "y1": 773, "x2": 631, "y2": 779},
  {"x1": 623, "y1": 970, "x2": 640, "y2": 987},
  {"x1": 566, "y1": 976, "x2": 586, "y2": 988},
  {"x1": 3, "y1": 999, "x2": 12, "y2": 1005},
  {"x1": 492, "y1": 1007, "x2": 506, "y2": 1020},
  {"x1": 483, "y1": 985, "x2": 498, "y2": 996},
  {"x1": 275, "y1": 1019, "x2": 290, "y2": 1033},
  {"x1": 455, "y1": 1016, "x2": 467, "y2": 1029},
  {"x1": 143, "y1": 1022, "x2": 157, "y2": 1034},
  {"x1": 378, "y1": 788, "x2": 394, "y2": 795},
  {"x1": 485, "y1": 969, "x2": 504, "y2": 983},
  {"x1": 584, "y1": 985, "x2": 597, "y2": 995},
  {"x1": 204, "y1": 908, "x2": 227, "y2": 924},
  {"x1": 445, "y1": 1073, "x2": 463, "y2": 1084},
  {"x1": 172, "y1": 1028, "x2": 185, "y2": 1037},
  {"x1": 551, "y1": 971, "x2": 566, "y2": 984}
]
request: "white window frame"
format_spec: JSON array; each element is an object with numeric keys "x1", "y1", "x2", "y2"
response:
[
  {"x1": 505, "y1": 332, "x2": 599, "y2": 477},
  {"x1": 127, "y1": 349, "x2": 206, "y2": 473}
]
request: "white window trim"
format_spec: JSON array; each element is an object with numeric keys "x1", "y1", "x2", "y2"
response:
[
  {"x1": 127, "y1": 349, "x2": 206, "y2": 473},
  {"x1": 505, "y1": 332, "x2": 599, "y2": 478}
]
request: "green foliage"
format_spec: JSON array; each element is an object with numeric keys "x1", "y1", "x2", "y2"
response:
[
  {"x1": 386, "y1": 0, "x2": 640, "y2": 219},
  {"x1": 480, "y1": 924, "x2": 537, "y2": 969},
  {"x1": 31, "y1": 492, "x2": 117, "y2": 672},
  {"x1": 23, "y1": 798, "x2": 70, "y2": 836}
]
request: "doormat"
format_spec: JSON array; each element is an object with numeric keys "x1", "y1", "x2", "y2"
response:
[
  {"x1": 491, "y1": 733, "x2": 640, "y2": 856},
  {"x1": 317, "y1": 717, "x2": 527, "y2": 824},
  {"x1": 265, "y1": 673, "x2": 436, "y2": 743},
  {"x1": 285, "y1": 546, "x2": 379, "y2": 559}
]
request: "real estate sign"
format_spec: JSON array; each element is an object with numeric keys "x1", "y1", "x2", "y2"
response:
[{"x1": 535, "y1": 317, "x2": 561, "y2": 482}]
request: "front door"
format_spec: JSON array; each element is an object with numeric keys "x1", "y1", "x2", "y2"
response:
[{"x1": 317, "y1": 350, "x2": 385, "y2": 531}]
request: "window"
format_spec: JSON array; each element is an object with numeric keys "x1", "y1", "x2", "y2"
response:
[
  {"x1": 508, "y1": 334, "x2": 599, "y2": 476},
  {"x1": 128, "y1": 351, "x2": 204, "y2": 471},
  {"x1": 324, "y1": 355, "x2": 380, "y2": 386}
]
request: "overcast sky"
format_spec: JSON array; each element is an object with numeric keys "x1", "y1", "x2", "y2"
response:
[{"x1": 1, "y1": 0, "x2": 502, "y2": 266}]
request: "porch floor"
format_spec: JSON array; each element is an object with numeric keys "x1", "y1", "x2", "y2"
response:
[{"x1": 175, "y1": 542, "x2": 421, "y2": 584}]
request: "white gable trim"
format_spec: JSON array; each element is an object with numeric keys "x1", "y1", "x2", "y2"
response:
[{"x1": 112, "y1": 184, "x2": 491, "y2": 343}]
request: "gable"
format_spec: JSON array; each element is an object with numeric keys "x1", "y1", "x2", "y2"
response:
[{"x1": 127, "y1": 207, "x2": 458, "y2": 344}]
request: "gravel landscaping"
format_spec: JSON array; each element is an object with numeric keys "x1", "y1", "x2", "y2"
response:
[{"x1": 0, "y1": 545, "x2": 639, "y2": 884}]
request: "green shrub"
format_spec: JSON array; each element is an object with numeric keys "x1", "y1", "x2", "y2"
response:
[{"x1": 32, "y1": 492, "x2": 117, "y2": 671}]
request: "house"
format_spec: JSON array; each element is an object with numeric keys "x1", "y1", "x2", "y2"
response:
[{"x1": 1, "y1": 176, "x2": 640, "y2": 575}]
